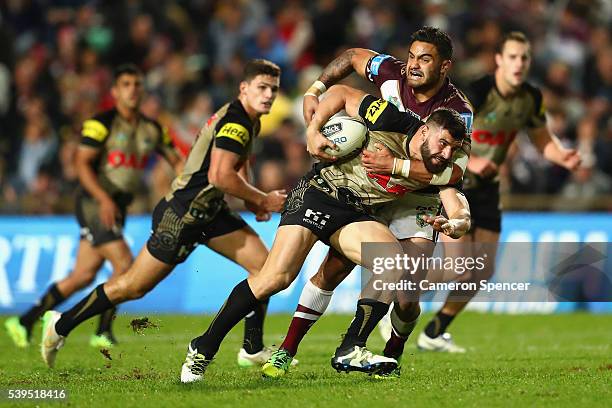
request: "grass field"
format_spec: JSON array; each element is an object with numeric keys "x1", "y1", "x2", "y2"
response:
[{"x1": 1, "y1": 312, "x2": 611, "y2": 407}]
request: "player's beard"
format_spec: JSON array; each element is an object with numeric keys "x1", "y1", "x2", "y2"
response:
[{"x1": 421, "y1": 141, "x2": 449, "y2": 174}]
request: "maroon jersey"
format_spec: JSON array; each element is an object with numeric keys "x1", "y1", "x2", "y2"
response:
[{"x1": 365, "y1": 53, "x2": 474, "y2": 132}]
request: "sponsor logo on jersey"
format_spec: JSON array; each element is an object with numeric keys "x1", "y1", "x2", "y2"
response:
[
  {"x1": 217, "y1": 122, "x2": 250, "y2": 146},
  {"x1": 107, "y1": 151, "x2": 149, "y2": 169},
  {"x1": 303, "y1": 208, "x2": 331, "y2": 230},
  {"x1": 367, "y1": 173, "x2": 409, "y2": 195},
  {"x1": 460, "y1": 112, "x2": 474, "y2": 133},
  {"x1": 472, "y1": 129, "x2": 517, "y2": 146},
  {"x1": 321, "y1": 122, "x2": 342, "y2": 137},
  {"x1": 368, "y1": 54, "x2": 392, "y2": 77},
  {"x1": 82, "y1": 119, "x2": 109, "y2": 142},
  {"x1": 365, "y1": 99, "x2": 388, "y2": 124}
]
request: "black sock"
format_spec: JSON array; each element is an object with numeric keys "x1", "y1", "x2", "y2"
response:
[
  {"x1": 242, "y1": 299, "x2": 268, "y2": 354},
  {"x1": 97, "y1": 306, "x2": 117, "y2": 336},
  {"x1": 424, "y1": 311, "x2": 456, "y2": 338},
  {"x1": 337, "y1": 299, "x2": 389, "y2": 352},
  {"x1": 19, "y1": 283, "x2": 66, "y2": 330},
  {"x1": 55, "y1": 284, "x2": 113, "y2": 337},
  {"x1": 193, "y1": 280, "x2": 259, "y2": 359}
]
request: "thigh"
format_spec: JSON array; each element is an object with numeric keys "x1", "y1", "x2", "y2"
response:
[
  {"x1": 248, "y1": 225, "x2": 319, "y2": 298},
  {"x1": 206, "y1": 226, "x2": 269, "y2": 275},
  {"x1": 330, "y1": 220, "x2": 400, "y2": 267},
  {"x1": 146, "y1": 199, "x2": 201, "y2": 265}
]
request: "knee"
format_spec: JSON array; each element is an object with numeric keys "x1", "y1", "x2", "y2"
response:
[
  {"x1": 394, "y1": 301, "x2": 421, "y2": 321},
  {"x1": 251, "y1": 271, "x2": 292, "y2": 298},
  {"x1": 108, "y1": 275, "x2": 145, "y2": 302}
]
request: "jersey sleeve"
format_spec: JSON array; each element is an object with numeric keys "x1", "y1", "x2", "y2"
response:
[
  {"x1": 358, "y1": 94, "x2": 423, "y2": 136},
  {"x1": 524, "y1": 83, "x2": 546, "y2": 129},
  {"x1": 365, "y1": 54, "x2": 405, "y2": 88},
  {"x1": 80, "y1": 112, "x2": 113, "y2": 148},
  {"x1": 214, "y1": 115, "x2": 251, "y2": 156}
]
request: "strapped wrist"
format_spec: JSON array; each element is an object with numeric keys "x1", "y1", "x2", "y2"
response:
[{"x1": 306, "y1": 80, "x2": 327, "y2": 97}]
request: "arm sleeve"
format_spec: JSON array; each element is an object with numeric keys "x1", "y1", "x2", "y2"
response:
[
  {"x1": 80, "y1": 116, "x2": 110, "y2": 148},
  {"x1": 214, "y1": 116, "x2": 251, "y2": 156},
  {"x1": 358, "y1": 94, "x2": 423, "y2": 135},
  {"x1": 365, "y1": 54, "x2": 405, "y2": 88}
]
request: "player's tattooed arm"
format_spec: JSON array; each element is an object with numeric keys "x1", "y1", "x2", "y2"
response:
[
  {"x1": 303, "y1": 49, "x2": 375, "y2": 125},
  {"x1": 318, "y1": 48, "x2": 376, "y2": 86}
]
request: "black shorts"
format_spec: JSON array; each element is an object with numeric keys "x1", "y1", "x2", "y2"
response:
[
  {"x1": 279, "y1": 177, "x2": 375, "y2": 245},
  {"x1": 146, "y1": 198, "x2": 247, "y2": 265},
  {"x1": 464, "y1": 183, "x2": 501, "y2": 232},
  {"x1": 75, "y1": 193, "x2": 128, "y2": 246}
]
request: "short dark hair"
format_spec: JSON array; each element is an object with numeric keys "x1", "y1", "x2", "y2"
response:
[
  {"x1": 425, "y1": 108, "x2": 467, "y2": 141},
  {"x1": 497, "y1": 31, "x2": 530, "y2": 54},
  {"x1": 113, "y1": 63, "x2": 143, "y2": 83},
  {"x1": 410, "y1": 26, "x2": 453, "y2": 60},
  {"x1": 243, "y1": 59, "x2": 281, "y2": 82}
]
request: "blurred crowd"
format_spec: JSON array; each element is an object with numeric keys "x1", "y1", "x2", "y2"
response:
[{"x1": 0, "y1": 0, "x2": 610, "y2": 214}]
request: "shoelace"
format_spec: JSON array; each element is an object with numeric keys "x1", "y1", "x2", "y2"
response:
[
  {"x1": 270, "y1": 350, "x2": 291, "y2": 368},
  {"x1": 354, "y1": 347, "x2": 373, "y2": 361},
  {"x1": 190, "y1": 354, "x2": 211, "y2": 375}
]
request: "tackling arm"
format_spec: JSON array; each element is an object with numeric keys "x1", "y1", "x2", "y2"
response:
[{"x1": 303, "y1": 48, "x2": 376, "y2": 124}]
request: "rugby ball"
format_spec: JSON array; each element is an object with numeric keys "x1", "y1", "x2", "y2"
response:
[{"x1": 321, "y1": 116, "x2": 368, "y2": 159}]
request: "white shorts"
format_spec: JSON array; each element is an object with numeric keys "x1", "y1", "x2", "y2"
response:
[{"x1": 375, "y1": 193, "x2": 441, "y2": 241}]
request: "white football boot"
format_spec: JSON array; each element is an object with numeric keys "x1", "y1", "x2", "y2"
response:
[
  {"x1": 417, "y1": 332, "x2": 466, "y2": 353},
  {"x1": 180, "y1": 342, "x2": 212, "y2": 383},
  {"x1": 331, "y1": 346, "x2": 397, "y2": 374},
  {"x1": 41, "y1": 311, "x2": 65, "y2": 368},
  {"x1": 237, "y1": 346, "x2": 299, "y2": 367}
]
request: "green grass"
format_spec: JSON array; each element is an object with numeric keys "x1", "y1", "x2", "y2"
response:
[{"x1": 1, "y1": 312, "x2": 611, "y2": 407}]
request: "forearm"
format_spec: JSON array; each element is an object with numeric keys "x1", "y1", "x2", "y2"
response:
[
  {"x1": 318, "y1": 49, "x2": 359, "y2": 87},
  {"x1": 392, "y1": 159, "x2": 463, "y2": 185},
  {"x1": 440, "y1": 188, "x2": 471, "y2": 238},
  {"x1": 542, "y1": 139, "x2": 567, "y2": 166},
  {"x1": 211, "y1": 171, "x2": 266, "y2": 206},
  {"x1": 76, "y1": 162, "x2": 112, "y2": 203}
]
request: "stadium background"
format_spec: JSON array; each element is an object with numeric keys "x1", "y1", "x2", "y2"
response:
[{"x1": 0, "y1": 0, "x2": 610, "y2": 315}]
